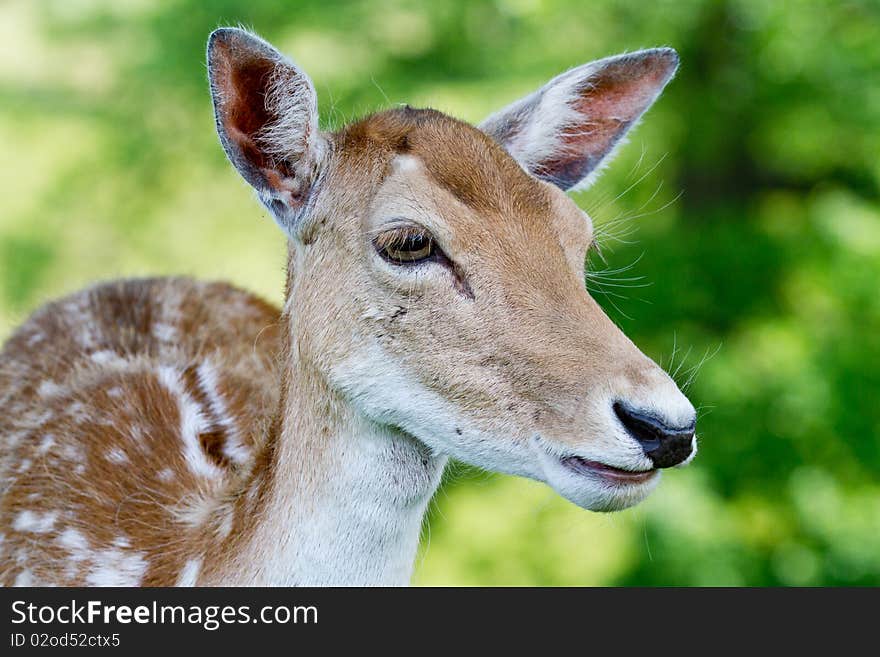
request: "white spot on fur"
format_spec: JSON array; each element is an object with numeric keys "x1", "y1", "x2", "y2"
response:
[
  {"x1": 58, "y1": 528, "x2": 90, "y2": 563},
  {"x1": 106, "y1": 447, "x2": 128, "y2": 464},
  {"x1": 28, "y1": 409, "x2": 54, "y2": 426},
  {"x1": 14, "y1": 570, "x2": 33, "y2": 586},
  {"x1": 13, "y1": 510, "x2": 58, "y2": 533},
  {"x1": 67, "y1": 401, "x2": 88, "y2": 423},
  {"x1": 198, "y1": 361, "x2": 250, "y2": 465},
  {"x1": 129, "y1": 424, "x2": 146, "y2": 442},
  {"x1": 152, "y1": 322, "x2": 177, "y2": 342},
  {"x1": 4, "y1": 430, "x2": 25, "y2": 449},
  {"x1": 26, "y1": 331, "x2": 45, "y2": 346},
  {"x1": 90, "y1": 350, "x2": 120, "y2": 365},
  {"x1": 157, "y1": 468, "x2": 175, "y2": 482},
  {"x1": 63, "y1": 562, "x2": 80, "y2": 581},
  {"x1": 58, "y1": 528, "x2": 88, "y2": 551},
  {"x1": 177, "y1": 557, "x2": 202, "y2": 587},
  {"x1": 37, "y1": 434, "x2": 56, "y2": 454},
  {"x1": 38, "y1": 380, "x2": 63, "y2": 398},
  {"x1": 17, "y1": 459, "x2": 32, "y2": 473},
  {"x1": 157, "y1": 366, "x2": 223, "y2": 480},
  {"x1": 61, "y1": 443, "x2": 85, "y2": 464},
  {"x1": 107, "y1": 386, "x2": 124, "y2": 398},
  {"x1": 85, "y1": 549, "x2": 147, "y2": 586}
]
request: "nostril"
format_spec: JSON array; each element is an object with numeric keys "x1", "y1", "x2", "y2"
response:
[
  {"x1": 613, "y1": 401, "x2": 662, "y2": 452},
  {"x1": 613, "y1": 401, "x2": 696, "y2": 468}
]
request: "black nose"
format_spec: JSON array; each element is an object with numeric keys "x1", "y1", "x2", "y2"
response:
[{"x1": 613, "y1": 401, "x2": 695, "y2": 468}]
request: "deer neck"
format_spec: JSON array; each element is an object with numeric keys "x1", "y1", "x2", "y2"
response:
[{"x1": 218, "y1": 309, "x2": 447, "y2": 586}]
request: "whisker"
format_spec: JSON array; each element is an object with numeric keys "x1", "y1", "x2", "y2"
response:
[
  {"x1": 600, "y1": 152, "x2": 669, "y2": 213},
  {"x1": 612, "y1": 189, "x2": 684, "y2": 225},
  {"x1": 591, "y1": 287, "x2": 634, "y2": 320},
  {"x1": 681, "y1": 343, "x2": 722, "y2": 392},
  {"x1": 593, "y1": 279, "x2": 654, "y2": 288}
]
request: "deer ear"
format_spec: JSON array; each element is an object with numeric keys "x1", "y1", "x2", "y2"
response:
[
  {"x1": 479, "y1": 48, "x2": 678, "y2": 191},
  {"x1": 207, "y1": 28, "x2": 327, "y2": 235}
]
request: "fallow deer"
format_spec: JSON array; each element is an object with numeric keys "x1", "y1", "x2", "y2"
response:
[{"x1": 0, "y1": 28, "x2": 697, "y2": 586}]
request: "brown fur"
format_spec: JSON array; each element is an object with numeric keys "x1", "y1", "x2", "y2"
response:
[{"x1": 0, "y1": 278, "x2": 281, "y2": 585}]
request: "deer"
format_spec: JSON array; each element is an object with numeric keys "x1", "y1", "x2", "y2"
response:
[{"x1": 0, "y1": 28, "x2": 697, "y2": 586}]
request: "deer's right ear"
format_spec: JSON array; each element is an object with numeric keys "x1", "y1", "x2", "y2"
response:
[{"x1": 208, "y1": 28, "x2": 327, "y2": 236}]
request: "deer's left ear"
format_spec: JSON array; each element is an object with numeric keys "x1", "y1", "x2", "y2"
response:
[{"x1": 479, "y1": 48, "x2": 678, "y2": 191}]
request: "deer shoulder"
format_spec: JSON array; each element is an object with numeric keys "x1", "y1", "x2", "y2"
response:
[{"x1": 0, "y1": 277, "x2": 282, "y2": 586}]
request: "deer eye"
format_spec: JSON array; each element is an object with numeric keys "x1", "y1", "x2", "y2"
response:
[{"x1": 373, "y1": 225, "x2": 436, "y2": 265}]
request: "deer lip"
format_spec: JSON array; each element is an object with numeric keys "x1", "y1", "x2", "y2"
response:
[{"x1": 560, "y1": 456, "x2": 657, "y2": 484}]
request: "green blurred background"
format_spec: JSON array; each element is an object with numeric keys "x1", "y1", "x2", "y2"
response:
[{"x1": 1, "y1": 0, "x2": 878, "y2": 585}]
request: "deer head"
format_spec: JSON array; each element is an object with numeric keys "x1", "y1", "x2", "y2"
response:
[{"x1": 208, "y1": 28, "x2": 696, "y2": 513}]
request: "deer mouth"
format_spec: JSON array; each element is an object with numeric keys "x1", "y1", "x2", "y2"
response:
[
  {"x1": 559, "y1": 456, "x2": 657, "y2": 485},
  {"x1": 531, "y1": 436, "x2": 662, "y2": 511}
]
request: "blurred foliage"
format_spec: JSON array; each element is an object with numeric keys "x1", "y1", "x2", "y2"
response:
[{"x1": 1, "y1": 0, "x2": 878, "y2": 585}]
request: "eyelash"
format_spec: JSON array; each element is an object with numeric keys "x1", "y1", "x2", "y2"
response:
[{"x1": 373, "y1": 225, "x2": 440, "y2": 265}]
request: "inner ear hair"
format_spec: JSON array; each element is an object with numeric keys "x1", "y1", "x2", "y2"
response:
[
  {"x1": 480, "y1": 48, "x2": 679, "y2": 192},
  {"x1": 207, "y1": 27, "x2": 326, "y2": 235}
]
